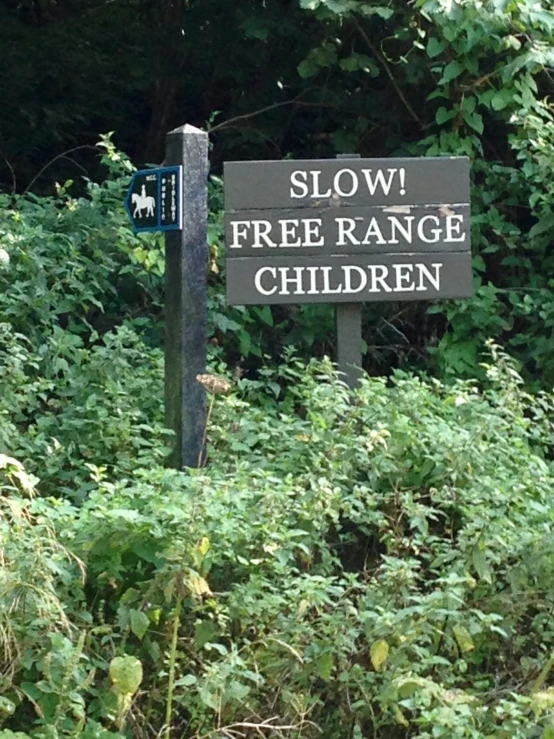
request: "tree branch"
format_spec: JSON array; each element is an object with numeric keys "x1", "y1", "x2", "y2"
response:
[
  {"x1": 208, "y1": 91, "x2": 316, "y2": 134},
  {"x1": 0, "y1": 145, "x2": 16, "y2": 194},
  {"x1": 353, "y1": 17, "x2": 423, "y2": 127},
  {"x1": 24, "y1": 145, "x2": 98, "y2": 194}
]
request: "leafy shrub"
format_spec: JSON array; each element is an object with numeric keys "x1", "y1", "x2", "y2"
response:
[
  {"x1": 1, "y1": 105, "x2": 554, "y2": 739},
  {"x1": 1, "y1": 346, "x2": 554, "y2": 737},
  {"x1": 0, "y1": 140, "x2": 164, "y2": 347},
  {"x1": 0, "y1": 321, "x2": 171, "y2": 499}
]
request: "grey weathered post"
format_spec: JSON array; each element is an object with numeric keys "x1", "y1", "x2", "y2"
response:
[
  {"x1": 335, "y1": 153, "x2": 362, "y2": 390},
  {"x1": 335, "y1": 302, "x2": 363, "y2": 390},
  {"x1": 164, "y1": 124, "x2": 209, "y2": 468}
]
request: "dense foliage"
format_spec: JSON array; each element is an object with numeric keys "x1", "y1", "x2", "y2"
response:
[
  {"x1": 0, "y1": 141, "x2": 554, "y2": 737},
  {"x1": 1, "y1": 1, "x2": 554, "y2": 736},
  {"x1": 2, "y1": 0, "x2": 554, "y2": 379},
  {"x1": 2, "y1": 328, "x2": 554, "y2": 738}
]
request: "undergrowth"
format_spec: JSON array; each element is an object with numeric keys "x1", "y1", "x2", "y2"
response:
[
  {"x1": 1, "y1": 330, "x2": 554, "y2": 737},
  {"x1": 0, "y1": 129, "x2": 554, "y2": 738}
]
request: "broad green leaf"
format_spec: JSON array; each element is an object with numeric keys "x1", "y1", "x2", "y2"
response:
[
  {"x1": 491, "y1": 91, "x2": 510, "y2": 111},
  {"x1": 472, "y1": 546, "x2": 492, "y2": 583},
  {"x1": 298, "y1": 59, "x2": 318, "y2": 78},
  {"x1": 453, "y1": 625, "x2": 474, "y2": 653},
  {"x1": 436, "y1": 106, "x2": 456, "y2": 124},
  {"x1": 340, "y1": 56, "x2": 359, "y2": 72},
  {"x1": 472, "y1": 255, "x2": 486, "y2": 272},
  {"x1": 256, "y1": 305, "x2": 274, "y2": 326},
  {"x1": 205, "y1": 642, "x2": 228, "y2": 656},
  {"x1": 370, "y1": 639, "x2": 389, "y2": 671},
  {"x1": 463, "y1": 111, "x2": 484, "y2": 134},
  {"x1": 529, "y1": 213, "x2": 554, "y2": 238},
  {"x1": 440, "y1": 60, "x2": 464, "y2": 84},
  {"x1": 241, "y1": 19, "x2": 269, "y2": 40},
  {"x1": 239, "y1": 329, "x2": 252, "y2": 357},
  {"x1": 360, "y1": 5, "x2": 394, "y2": 19},
  {"x1": 129, "y1": 609, "x2": 149, "y2": 640},
  {"x1": 195, "y1": 620, "x2": 217, "y2": 649},
  {"x1": 316, "y1": 652, "x2": 334, "y2": 681},
  {"x1": 224, "y1": 681, "x2": 251, "y2": 703},
  {"x1": 396, "y1": 677, "x2": 423, "y2": 698},
  {"x1": 461, "y1": 96, "x2": 476, "y2": 114},
  {"x1": 323, "y1": 0, "x2": 348, "y2": 13},
  {"x1": 109, "y1": 655, "x2": 143, "y2": 695},
  {"x1": 427, "y1": 37, "x2": 446, "y2": 58},
  {"x1": 174, "y1": 674, "x2": 197, "y2": 687}
]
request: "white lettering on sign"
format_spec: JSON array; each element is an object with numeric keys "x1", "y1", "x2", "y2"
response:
[
  {"x1": 254, "y1": 266, "x2": 278, "y2": 296},
  {"x1": 230, "y1": 221, "x2": 251, "y2": 249},
  {"x1": 289, "y1": 167, "x2": 406, "y2": 199},
  {"x1": 252, "y1": 263, "x2": 443, "y2": 297},
  {"x1": 393, "y1": 263, "x2": 415, "y2": 292},
  {"x1": 321, "y1": 266, "x2": 342, "y2": 294},
  {"x1": 228, "y1": 213, "x2": 466, "y2": 250},
  {"x1": 445, "y1": 214, "x2": 465, "y2": 242},
  {"x1": 252, "y1": 220, "x2": 276, "y2": 248},
  {"x1": 304, "y1": 219, "x2": 325, "y2": 247},
  {"x1": 343, "y1": 265, "x2": 367, "y2": 294},
  {"x1": 416, "y1": 263, "x2": 442, "y2": 291},
  {"x1": 418, "y1": 215, "x2": 441, "y2": 243},
  {"x1": 224, "y1": 157, "x2": 471, "y2": 307},
  {"x1": 278, "y1": 266, "x2": 306, "y2": 295},
  {"x1": 306, "y1": 266, "x2": 319, "y2": 294},
  {"x1": 368, "y1": 265, "x2": 392, "y2": 293},
  {"x1": 280, "y1": 220, "x2": 302, "y2": 248},
  {"x1": 229, "y1": 218, "x2": 326, "y2": 249},
  {"x1": 362, "y1": 219, "x2": 386, "y2": 245}
]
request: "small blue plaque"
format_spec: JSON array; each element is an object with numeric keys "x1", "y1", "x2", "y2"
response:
[{"x1": 125, "y1": 166, "x2": 182, "y2": 233}]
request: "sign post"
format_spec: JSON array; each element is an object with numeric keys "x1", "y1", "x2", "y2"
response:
[
  {"x1": 223, "y1": 155, "x2": 472, "y2": 386},
  {"x1": 164, "y1": 125, "x2": 209, "y2": 468},
  {"x1": 335, "y1": 302, "x2": 362, "y2": 389},
  {"x1": 124, "y1": 125, "x2": 208, "y2": 469},
  {"x1": 335, "y1": 154, "x2": 362, "y2": 388}
]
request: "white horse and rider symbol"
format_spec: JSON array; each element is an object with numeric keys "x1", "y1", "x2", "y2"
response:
[
  {"x1": 132, "y1": 184, "x2": 156, "y2": 219},
  {"x1": 125, "y1": 166, "x2": 182, "y2": 233}
]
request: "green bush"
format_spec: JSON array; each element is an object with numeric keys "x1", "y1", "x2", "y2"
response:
[
  {"x1": 1, "y1": 346, "x2": 554, "y2": 738},
  {"x1": 1, "y1": 118, "x2": 554, "y2": 738}
]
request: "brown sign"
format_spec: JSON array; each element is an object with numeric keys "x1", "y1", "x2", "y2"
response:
[{"x1": 224, "y1": 157, "x2": 471, "y2": 306}]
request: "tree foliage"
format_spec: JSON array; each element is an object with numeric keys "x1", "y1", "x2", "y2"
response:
[{"x1": 3, "y1": 0, "x2": 553, "y2": 379}]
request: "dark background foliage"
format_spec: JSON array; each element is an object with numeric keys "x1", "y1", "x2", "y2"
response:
[{"x1": 1, "y1": 0, "x2": 554, "y2": 381}]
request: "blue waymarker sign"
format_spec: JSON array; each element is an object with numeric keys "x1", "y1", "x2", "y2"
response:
[{"x1": 125, "y1": 166, "x2": 182, "y2": 233}]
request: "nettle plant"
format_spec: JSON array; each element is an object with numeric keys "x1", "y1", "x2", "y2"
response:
[{"x1": 1, "y1": 348, "x2": 554, "y2": 738}]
